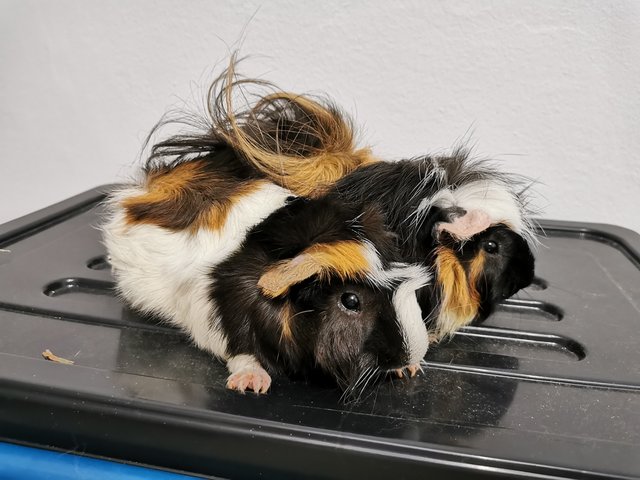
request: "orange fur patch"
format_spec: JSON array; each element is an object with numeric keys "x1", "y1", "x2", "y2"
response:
[
  {"x1": 195, "y1": 180, "x2": 265, "y2": 232},
  {"x1": 258, "y1": 240, "x2": 372, "y2": 298},
  {"x1": 218, "y1": 60, "x2": 379, "y2": 197},
  {"x1": 145, "y1": 161, "x2": 202, "y2": 195},
  {"x1": 434, "y1": 247, "x2": 483, "y2": 337},
  {"x1": 279, "y1": 301, "x2": 294, "y2": 342},
  {"x1": 468, "y1": 251, "x2": 485, "y2": 296},
  {"x1": 122, "y1": 160, "x2": 267, "y2": 232}
]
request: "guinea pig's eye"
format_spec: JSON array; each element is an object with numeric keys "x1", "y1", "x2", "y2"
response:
[
  {"x1": 340, "y1": 292, "x2": 361, "y2": 311},
  {"x1": 483, "y1": 240, "x2": 499, "y2": 254}
]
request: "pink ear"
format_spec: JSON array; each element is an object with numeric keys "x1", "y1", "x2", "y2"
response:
[{"x1": 437, "y1": 209, "x2": 492, "y2": 240}]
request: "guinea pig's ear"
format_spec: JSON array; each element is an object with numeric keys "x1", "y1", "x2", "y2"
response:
[
  {"x1": 436, "y1": 209, "x2": 492, "y2": 241},
  {"x1": 258, "y1": 254, "x2": 324, "y2": 298},
  {"x1": 257, "y1": 240, "x2": 372, "y2": 298}
]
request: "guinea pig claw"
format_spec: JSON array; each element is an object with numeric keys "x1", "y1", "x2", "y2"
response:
[
  {"x1": 226, "y1": 368, "x2": 272, "y2": 394},
  {"x1": 394, "y1": 364, "x2": 420, "y2": 379}
]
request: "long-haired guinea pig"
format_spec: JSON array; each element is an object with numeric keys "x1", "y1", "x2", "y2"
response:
[
  {"x1": 140, "y1": 54, "x2": 537, "y2": 341},
  {"x1": 330, "y1": 154, "x2": 537, "y2": 339},
  {"x1": 103, "y1": 159, "x2": 430, "y2": 395}
]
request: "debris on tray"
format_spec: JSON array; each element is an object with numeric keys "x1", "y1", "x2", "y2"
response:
[{"x1": 42, "y1": 349, "x2": 74, "y2": 365}]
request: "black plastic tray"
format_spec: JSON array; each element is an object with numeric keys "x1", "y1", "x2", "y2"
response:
[{"x1": 1, "y1": 186, "x2": 639, "y2": 479}]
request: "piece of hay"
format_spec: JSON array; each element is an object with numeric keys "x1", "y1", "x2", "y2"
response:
[{"x1": 42, "y1": 349, "x2": 74, "y2": 365}]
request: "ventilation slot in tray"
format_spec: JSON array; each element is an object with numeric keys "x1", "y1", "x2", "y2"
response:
[
  {"x1": 425, "y1": 325, "x2": 585, "y2": 368},
  {"x1": 496, "y1": 298, "x2": 563, "y2": 321},
  {"x1": 43, "y1": 278, "x2": 116, "y2": 297},
  {"x1": 87, "y1": 255, "x2": 111, "y2": 270}
]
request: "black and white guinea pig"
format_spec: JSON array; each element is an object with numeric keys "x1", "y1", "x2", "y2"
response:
[{"x1": 103, "y1": 159, "x2": 430, "y2": 395}]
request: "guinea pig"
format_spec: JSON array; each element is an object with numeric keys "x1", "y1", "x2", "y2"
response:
[
  {"x1": 329, "y1": 154, "x2": 538, "y2": 339},
  {"x1": 212, "y1": 196, "x2": 431, "y2": 395},
  {"x1": 102, "y1": 159, "x2": 430, "y2": 395},
  {"x1": 141, "y1": 54, "x2": 537, "y2": 342}
]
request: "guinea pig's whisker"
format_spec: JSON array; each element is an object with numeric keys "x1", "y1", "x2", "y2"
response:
[
  {"x1": 340, "y1": 380, "x2": 359, "y2": 404},
  {"x1": 361, "y1": 367, "x2": 380, "y2": 392},
  {"x1": 537, "y1": 280, "x2": 580, "y2": 296},
  {"x1": 351, "y1": 366, "x2": 373, "y2": 392},
  {"x1": 516, "y1": 289, "x2": 534, "y2": 300},
  {"x1": 290, "y1": 309, "x2": 314, "y2": 319},
  {"x1": 350, "y1": 367, "x2": 381, "y2": 404},
  {"x1": 341, "y1": 365, "x2": 379, "y2": 404},
  {"x1": 356, "y1": 367, "x2": 381, "y2": 402},
  {"x1": 345, "y1": 372, "x2": 368, "y2": 402},
  {"x1": 348, "y1": 211, "x2": 365, "y2": 225},
  {"x1": 463, "y1": 334, "x2": 480, "y2": 346},
  {"x1": 278, "y1": 310, "x2": 313, "y2": 346}
]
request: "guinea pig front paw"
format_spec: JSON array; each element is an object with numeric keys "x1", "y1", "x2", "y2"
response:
[
  {"x1": 394, "y1": 363, "x2": 422, "y2": 379},
  {"x1": 225, "y1": 354, "x2": 272, "y2": 394},
  {"x1": 226, "y1": 367, "x2": 272, "y2": 394}
]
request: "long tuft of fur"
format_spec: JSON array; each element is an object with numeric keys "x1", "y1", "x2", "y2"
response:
[
  {"x1": 332, "y1": 147, "x2": 539, "y2": 251},
  {"x1": 145, "y1": 52, "x2": 376, "y2": 196},
  {"x1": 409, "y1": 148, "x2": 540, "y2": 249}
]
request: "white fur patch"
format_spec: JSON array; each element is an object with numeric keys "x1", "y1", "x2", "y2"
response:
[
  {"x1": 413, "y1": 178, "x2": 538, "y2": 249},
  {"x1": 436, "y1": 180, "x2": 523, "y2": 230},
  {"x1": 360, "y1": 240, "x2": 391, "y2": 287},
  {"x1": 103, "y1": 182, "x2": 291, "y2": 360},
  {"x1": 419, "y1": 179, "x2": 520, "y2": 231},
  {"x1": 385, "y1": 264, "x2": 431, "y2": 364},
  {"x1": 359, "y1": 245, "x2": 431, "y2": 363},
  {"x1": 226, "y1": 353, "x2": 264, "y2": 374}
]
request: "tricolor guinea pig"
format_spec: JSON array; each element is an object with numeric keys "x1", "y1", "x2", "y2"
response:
[
  {"x1": 102, "y1": 159, "x2": 430, "y2": 396},
  {"x1": 142, "y1": 54, "x2": 538, "y2": 342},
  {"x1": 330, "y1": 154, "x2": 537, "y2": 339}
]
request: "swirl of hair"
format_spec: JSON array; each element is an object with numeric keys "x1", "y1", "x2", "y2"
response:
[{"x1": 144, "y1": 52, "x2": 377, "y2": 197}]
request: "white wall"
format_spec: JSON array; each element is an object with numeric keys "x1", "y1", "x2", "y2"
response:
[{"x1": 1, "y1": 1, "x2": 639, "y2": 232}]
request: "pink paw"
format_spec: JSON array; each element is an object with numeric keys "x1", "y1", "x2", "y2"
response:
[
  {"x1": 394, "y1": 363, "x2": 422, "y2": 379},
  {"x1": 226, "y1": 368, "x2": 272, "y2": 394}
]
